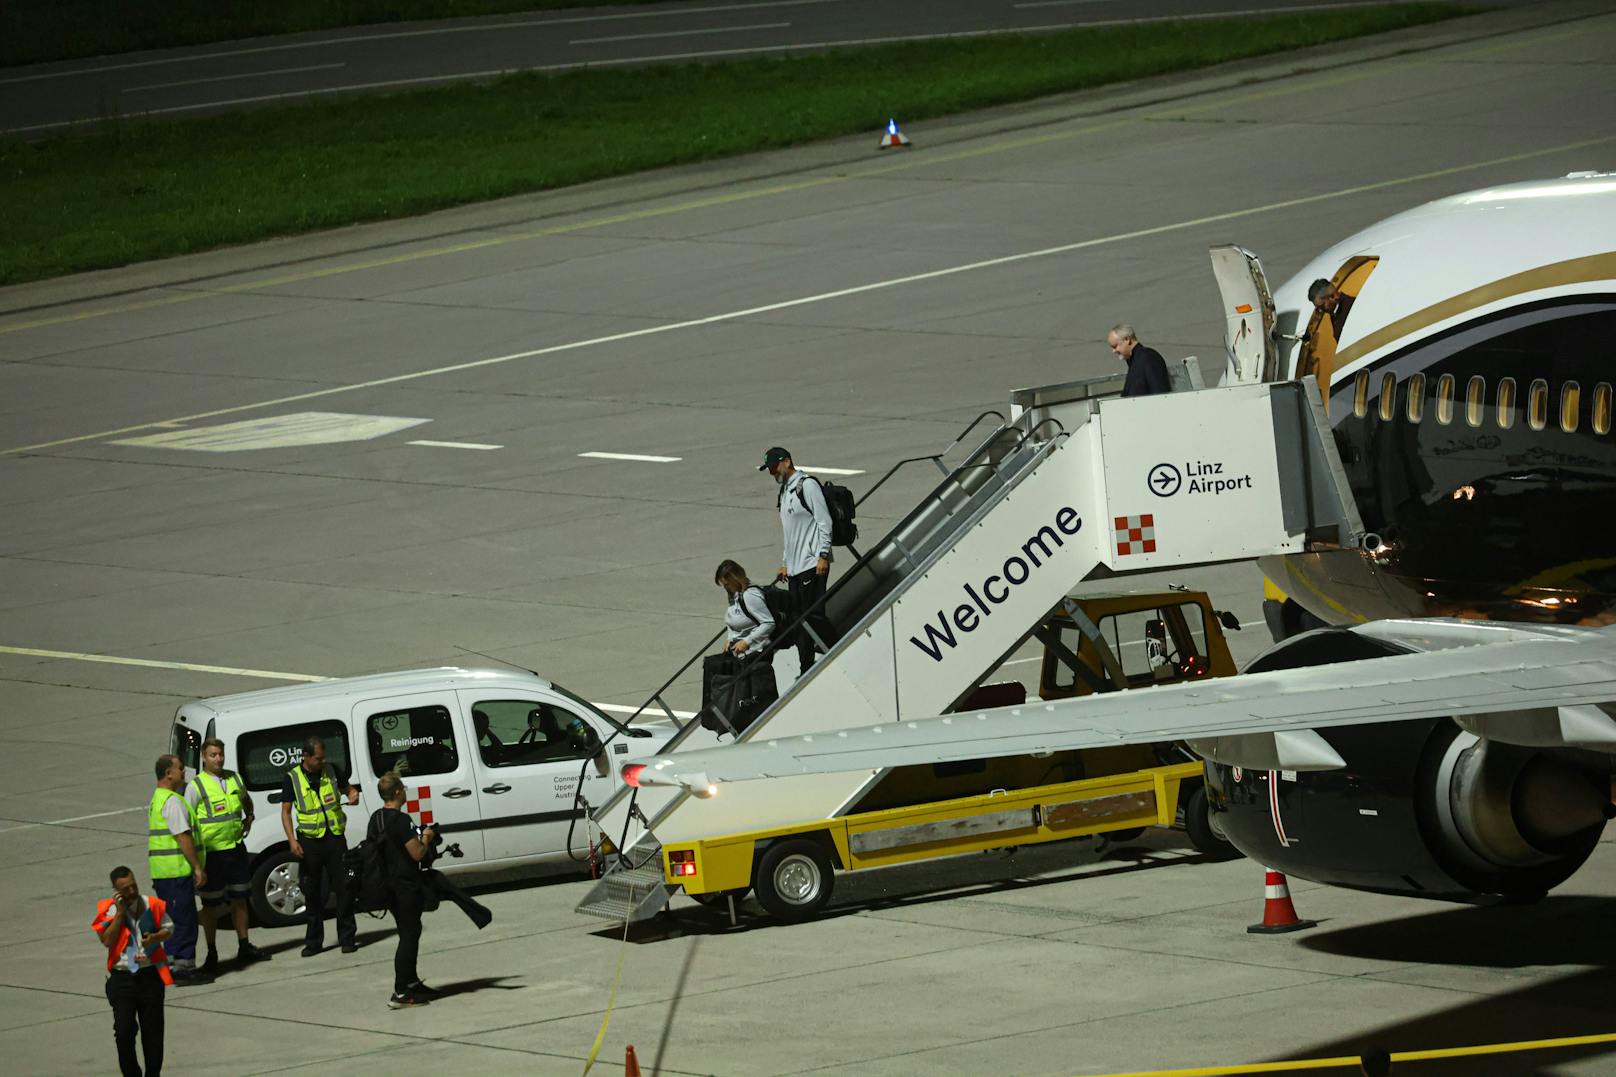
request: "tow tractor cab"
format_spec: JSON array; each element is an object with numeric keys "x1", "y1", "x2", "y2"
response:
[
  {"x1": 646, "y1": 590, "x2": 1243, "y2": 923},
  {"x1": 169, "y1": 667, "x2": 670, "y2": 926}
]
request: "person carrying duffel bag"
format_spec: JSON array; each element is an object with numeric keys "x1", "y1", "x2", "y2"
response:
[{"x1": 700, "y1": 560, "x2": 782, "y2": 735}]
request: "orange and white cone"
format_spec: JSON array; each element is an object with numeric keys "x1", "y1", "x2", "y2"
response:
[
  {"x1": 879, "y1": 117, "x2": 912, "y2": 149},
  {"x1": 625, "y1": 1045, "x2": 642, "y2": 1077},
  {"x1": 1247, "y1": 869, "x2": 1316, "y2": 934}
]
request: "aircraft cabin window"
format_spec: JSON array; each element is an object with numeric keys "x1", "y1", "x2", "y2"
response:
[
  {"x1": 1435, "y1": 373, "x2": 1455, "y2": 425},
  {"x1": 1379, "y1": 372, "x2": 1396, "y2": 421},
  {"x1": 1496, "y1": 377, "x2": 1516, "y2": 429},
  {"x1": 1560, "y1": 381, "x2": 1581, "y2": 433},
  {"x1": 1528, "y1": 379, "x2": 1549, "y2": 431},
  {"x1": 1405, "y1": 373, "x2": 1425, "y2": 423},
  {"x1": 1352, "y1": 371, "x2": 1369, "y2": 418},
  {"x1": 1594, "y1": 382, "x2": 1612, "y2": 436},
  {"x1": 1464, "y1": 375, "x2": 1485, "y2": 428}
]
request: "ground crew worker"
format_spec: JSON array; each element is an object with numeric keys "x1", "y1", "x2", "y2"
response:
[
  {"x1": 280, "y1": 734, "x2": 360, "y2": 957},
  {"x1": 187, "y1": 737, "x2": 269, "y2": 972},
  {"x1": 148, "y1": 754, "x2": 205, "y2": 983},
  {"x1": 761, "y1": 446, "x2": 833, "y2": 672},
  {"x1": 94, "y1": 865, "x2": 174, "y2": 1076}
]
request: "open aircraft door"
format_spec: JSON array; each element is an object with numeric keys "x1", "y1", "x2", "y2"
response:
[{"x1": 1209, "y1": 245, "x2": 1277, "y2": 385}]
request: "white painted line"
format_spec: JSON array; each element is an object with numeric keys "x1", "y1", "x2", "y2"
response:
[
  {"x1": 0, "y1": 645, "x2": 332, "y2": 681},
  {"x1": 15, "y1": 133, "x2": 1613, "y2": 456},
  {"x1": 408, "y1": 439, "x2": 503, "y2": 451},
  {"x1": 0, "y1": 805, "x2": 147, "y2": 836},
  {"x1": 0, "y1": 1, "x2": 846, "y2": 85},
  {"x1": 127, "y1": 63, "x2": 346, "y2": 93},
  {"x1": 797, "y1": 466, "x2": 866, "y2": 476},
  {"x1": 578, "y1": 451, "x2": 682, "y2": 463},
  {"x1": 572, "y1": 21, "x2": 790, "y2": 46}
]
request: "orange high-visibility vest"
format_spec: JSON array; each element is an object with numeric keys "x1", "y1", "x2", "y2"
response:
[{"x1": 93, "y1": 895, "x2": 175, "y2": 986}]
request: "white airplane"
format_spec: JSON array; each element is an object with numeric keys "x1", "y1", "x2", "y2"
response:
[{"x1": 627, "y1": 174, "x2": 1616, "y2": 904}]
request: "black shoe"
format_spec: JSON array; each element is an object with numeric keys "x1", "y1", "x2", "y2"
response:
[
  {"x1": 200, "y1": 951, "x2": 218, "y2": 974},
  {"x1": 387, "y1": 992, "x2": 426, "y2": 1009},
  {"x1": 408, "y1": 981, "x2": 439, "y2": 997},
  {"x1": 300, "y1": 945, "x2": 322, "y2": 958},
  {"x1": 340, "y1": 942, "x2": 360, "y2": 954},
  {"x1": 172, "y1": 972, "x2": 212, "y2": 987},
  {"x1": 236, "y1": 940, "x2": 271, "y2": 962}
]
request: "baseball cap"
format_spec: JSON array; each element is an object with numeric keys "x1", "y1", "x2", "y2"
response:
[{"x1": 758, "y1": 447, "x2": 790, "y2": 472}]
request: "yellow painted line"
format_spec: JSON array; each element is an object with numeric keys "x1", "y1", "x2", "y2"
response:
[
  {"x1": 0, "y1": 645, "x2": 331, "y2": 682},
  {"x1": 7, "y1": 128, "x2": 1611, "y2": 460},
  {"x1": 1083, "y1": 1031, "x2": 1616, "y2": 1076}
]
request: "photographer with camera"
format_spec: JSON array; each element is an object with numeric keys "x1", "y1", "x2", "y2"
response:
[{"x1": 371, "y1": 771, "x2": 436, "y2": 1009}]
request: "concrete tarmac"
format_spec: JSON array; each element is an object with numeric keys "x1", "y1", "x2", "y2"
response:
[{"x1": 3, "y1": 2, "x2": 1615, "y2": 1073}]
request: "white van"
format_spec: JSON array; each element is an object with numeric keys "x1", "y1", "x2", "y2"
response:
[{"x1": 169, "y1": 667, "x2": 674, "y2": 925}]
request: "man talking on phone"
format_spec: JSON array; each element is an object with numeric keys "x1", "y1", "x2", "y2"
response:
[{"x1": 92, "y1": 866, "x2": 174, "y2": 1076}]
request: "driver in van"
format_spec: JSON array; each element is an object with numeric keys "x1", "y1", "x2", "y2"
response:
[{"x1": 279, "y1": 735, "x2": 361, "y2": 958}]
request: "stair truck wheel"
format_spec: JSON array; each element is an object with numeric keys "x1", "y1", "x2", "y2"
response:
[
  {"x1": 249, "y1": 847, "x2": 306, "y2": 927},
  {"x1": 1184, "y1": 785, "x2": 1242, "y2": 862},
  {"x1": 753, "y1": 838, "x2": 835, "y2": 921}
]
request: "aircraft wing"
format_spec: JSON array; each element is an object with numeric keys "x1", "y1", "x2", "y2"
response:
[{"x1": 624, "y1": 620, "x2": 1616, "y2": 793}]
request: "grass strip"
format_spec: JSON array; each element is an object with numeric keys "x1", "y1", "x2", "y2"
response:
[
  {"x1": 0, "y1": 5, "x2": 1471, "y2": 287},
  {"x1": 1, "y1": 1, "x2": 667, "y2": 68}
]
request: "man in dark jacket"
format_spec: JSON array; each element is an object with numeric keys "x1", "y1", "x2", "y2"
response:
[
  {"x1": 372, "y1": 772, "x2": 436, "y2": 1009},
  {"x1": 1108, "y1": 324, "x2": 1172, "y2": 397}
]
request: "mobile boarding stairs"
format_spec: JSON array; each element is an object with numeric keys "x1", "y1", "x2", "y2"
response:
[{"x1": 577, "y1": 374, "x2": 1360, "y2": 922}]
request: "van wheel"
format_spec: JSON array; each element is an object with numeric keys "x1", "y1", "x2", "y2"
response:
[
  {"x1": 1184, "y1": 786, "x2": 1242, "y2": 862},
  {"x1": 754, "y1": 839, "x2": 834, "y2": 922},
  {"x1": 250, "y1": 849, "x2": 306, "y2": 927}
]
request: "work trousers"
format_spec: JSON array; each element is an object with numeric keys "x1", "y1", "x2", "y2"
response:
[
  {"x1": 298, "y1": 834, "x2": 356, "y2": 950},
  {"x1": 390, "y1": 887, "x2": 425, "y2": 995},
  {"x1": 105, "y1": 968, "x2": 164, "y2": 1077},
  {"x1": 149, "y1": 876, "x2": 196, "y2": 970},
  {"x1": 787, "y1": 568, "x2": 829, "y2": 671}
]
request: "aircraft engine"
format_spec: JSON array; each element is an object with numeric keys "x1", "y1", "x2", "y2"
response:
[{"x1": 1205, "y1": 629, "x2": 1613, "y2": 901}]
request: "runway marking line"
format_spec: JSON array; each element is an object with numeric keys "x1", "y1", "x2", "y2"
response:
[
  {"x1": 127, "y1": 62, "x2": 347, "y2": 94},
  {"x1": 408, "y1": 439, "x2": 503, "y2": 450},
  {"x1": 797, "y1": 466, "x2": 866, "y2": 476},
  {"x1": 578, "y1": 451, "x2": 683, "y2": 463},
  {"x1": 570, "y1": 21, "x2": 792, "y2": 46},
  {"x1": 1084, "y1": 1030, "x2": 1616, "y2": 1076}
]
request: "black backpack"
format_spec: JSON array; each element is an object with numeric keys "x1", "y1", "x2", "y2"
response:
[
  {"x1": 347, "y1": 811, "x2": 393, "y2": 912},
  {"x1": 791, "y1": 476, "x2": 859, "y2": 547},
  {"x1": 737, "y1": 584, "x2": 793, "y2": 629}
]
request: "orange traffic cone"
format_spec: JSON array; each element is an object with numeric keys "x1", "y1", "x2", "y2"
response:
[
  {"x1": 1247, "y1": 869, "x2": 1316, "y2": 934},
  {"x1": 624, "y1": 1045, "x2": 642, "y2": 1077}
]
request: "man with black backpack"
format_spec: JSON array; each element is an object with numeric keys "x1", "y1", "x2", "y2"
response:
[
  {"x1": 760, "y1": 446, "x2": 839, "y2": 672},
  {"x1": 370, "y1": 772, "x2": 436, "y2": 1010}
]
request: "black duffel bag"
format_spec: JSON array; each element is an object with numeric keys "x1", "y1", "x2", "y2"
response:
[{"x1": 701, "y1": 653, "x2": 778, "y2": 735}]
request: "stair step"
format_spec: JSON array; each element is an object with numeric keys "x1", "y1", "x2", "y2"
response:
[{"x1": 575, "y1": 854, "x2": 676, "y2": 923}]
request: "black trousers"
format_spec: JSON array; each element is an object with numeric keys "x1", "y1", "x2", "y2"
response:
[
  {"x1": 390, "y1": 887, "x2": 425, "y2": 995},
  {"x1": 788, "y1": 568, "x2": 829, "y2": 670},
  {"x1": 299, "y1": 834, "x2": 356, "y2": 949},
  {"x1": 105, "y1": 968, "x2": 164, "y2": 1077}
]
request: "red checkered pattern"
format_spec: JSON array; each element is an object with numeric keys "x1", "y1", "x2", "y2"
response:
[
  {"x1": 405, "y1": 786, "x2": 434, "y2": 826},
  {"x1": 1113, "y1": 514, "x2": 1157, "y2": 556}
]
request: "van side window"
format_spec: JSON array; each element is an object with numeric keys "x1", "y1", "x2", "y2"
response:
[
  {"x1": 237, "y1": 720, "x2": 350, "y2": 792},
  {"x1": 366, "y1": 705, "x2": 460, "y2": 778},
  {"x1": 1406, "y1": 373, "x2": 1425, "y2": 423},
  {"x1": 1594, "y1": 382, "x2": 1612, "y2": 435},
  {"x1": 469, "y1": 699, "x2": 601, "y2": 768},
  {"x1": 1435, "y1": 374, "x2": 1455, "y2": 425},
  {"x1": 171, "y1": 722, "x2": 202, "y2": 774},
  {"x1": 1496, "y1": 377, "x2": 1516, "y2": 429}
]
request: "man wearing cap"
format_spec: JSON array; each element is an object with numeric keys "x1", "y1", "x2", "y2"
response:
[{"x1": 760, "y1": 447, "x2": 833, "y2": 671}]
